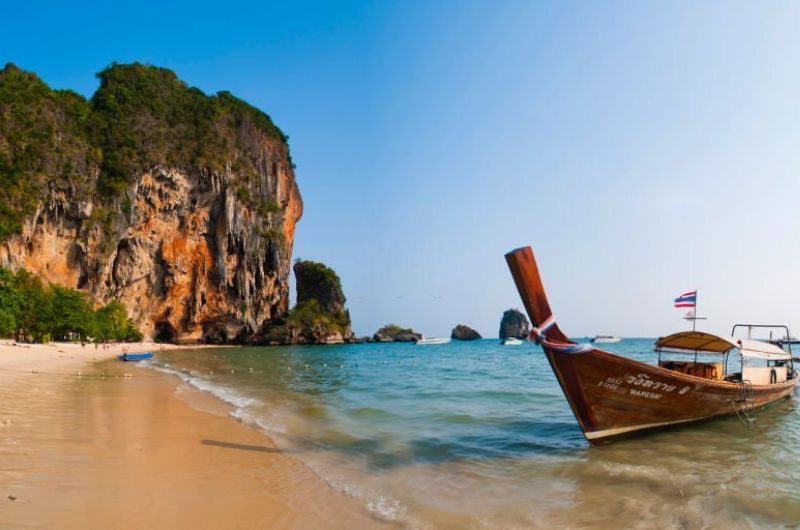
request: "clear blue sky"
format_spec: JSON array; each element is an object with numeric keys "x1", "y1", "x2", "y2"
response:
[{"x1": 4, "y1": 1, "x2": 800, "y2": 338}]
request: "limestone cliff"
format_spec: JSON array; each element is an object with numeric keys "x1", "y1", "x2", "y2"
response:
[
  {"x1": 451, "y1": 324, "x2": 481, "y2": 340},
  {"x1": 0, "y1": 63, "x2": 302, "y2": 342},
  {"x1": 499, "y1": 309, "x2": 530, "y2": 339},
  {"x1": 257, "y1": 260, "x2": 354, "y2": 345}
]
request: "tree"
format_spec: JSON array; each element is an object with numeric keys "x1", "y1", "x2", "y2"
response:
[
  {"x1": 14, "y1": 269, "x2": 54, "y2": 342},
  {"x1": 0, "y1": 267, "x2": 22, "y2": 337},
  {"x1": 0, "y1": 308, "x2": 15, "y2": 337},
  {"x1": 0, "y1": 265, "x2": 144, "y2": 343},
  {"x1": 51, "y1": 285, "x2": 95, "y2": 340},
  {"x1": 94, "y1": 300, "x2": 142, "y2": 342}
]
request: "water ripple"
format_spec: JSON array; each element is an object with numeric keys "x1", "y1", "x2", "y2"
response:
[{"x1": 148, "y1": 339, "x2": 800, "y2": 529}]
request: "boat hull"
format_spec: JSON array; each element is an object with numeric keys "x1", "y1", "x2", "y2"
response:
[
  {"x1": 416, "y1": 338, "x2": 451, "y2": 345},
  {"x1": 117, "y1": 353, "x2": 154, "y2": 362},
  {"x1": 591, "y1": 337, "x2": 621, "y2": 344},
  {"x1": 545, "y1": 346, "x2": 797, "y2": 443}
]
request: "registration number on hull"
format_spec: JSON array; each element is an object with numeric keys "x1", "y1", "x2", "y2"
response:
[{"x1": 597, "y1": 373, "x2": 691, "y2": 400}]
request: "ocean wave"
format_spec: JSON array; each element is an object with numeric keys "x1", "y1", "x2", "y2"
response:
[
  {"x1": 147, "y1": 362, "x2": 412, "y2": 501},
  {"x1": 325, "y1": 478, "x2": 432, "y2": 530},
  {"x1": 229, "y1": 407, "x2": 287, "y2": 435},
  {"x1": 148, "y1": 364, "x2": 258, "y2": 410}
]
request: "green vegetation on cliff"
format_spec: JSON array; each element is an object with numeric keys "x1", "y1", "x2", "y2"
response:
[
  {"x1": 372, "y1": 324, "x2": 422, "y2": 342},
  {"x1": 0, "y1": 62, "x2": 291, "y2": 241},
  {"x1": 284, "y1": 299, "x2": 350, "y2": 333},
  {"x1": 90, "y1": 63, "x2": 289, "y2": 196},
  {"x1": 0, "y1": 64, "x2": 95, "y2": 238},
  {"x1": 293, "y1": 260, "x2": 346, "y2": 313},
  {"x1": 376, "y1": 324, "x2": 415, "y2": 336},
  {"x1": 0, "y1": 266, "x2": 142, "y2": 343}
]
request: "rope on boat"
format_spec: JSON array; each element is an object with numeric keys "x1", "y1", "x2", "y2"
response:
[{"x1": 529, "y1": 315, "x2": 594, "y2": 354}]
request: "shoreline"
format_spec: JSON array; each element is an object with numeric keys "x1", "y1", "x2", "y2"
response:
[
  {"x1": 0, "y1": 339, "x2": 225, "y2": 376},
  {"x1": 0, "y1": 342, "x2": 394, "y2": 529}
]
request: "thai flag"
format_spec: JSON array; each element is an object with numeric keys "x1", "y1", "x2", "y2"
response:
[{"x1": 674, "y1": 290, "x2": 697, "y2": 308}]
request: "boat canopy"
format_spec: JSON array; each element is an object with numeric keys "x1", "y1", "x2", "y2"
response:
[{"x1": 655, "y1": 331, "x2": 791, "y2": 360}]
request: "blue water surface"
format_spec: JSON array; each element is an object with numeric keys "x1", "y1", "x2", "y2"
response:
[{"x1": 149, "y1": 339, "x2": 800, "y2": 529}]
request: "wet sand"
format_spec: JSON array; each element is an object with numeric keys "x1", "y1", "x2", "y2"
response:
[
  {"x1": 0, "y1": 350, "x2": 392, "y2": 529},
  {"x1": 0, "y1": 339, "x2": 171, "y2": 373}
]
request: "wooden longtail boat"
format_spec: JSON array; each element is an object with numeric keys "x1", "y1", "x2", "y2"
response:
[
  {"x1": 505, "y1": 246, "x2": 798, "y2": 444},
  {"x1": 117, "y1": 352, "x2": 154, "y2": 362}
]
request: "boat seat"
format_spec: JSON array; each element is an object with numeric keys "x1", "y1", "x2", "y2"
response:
[{"x1": 659, "y1": 361, "x2": 723, "y2": 381}]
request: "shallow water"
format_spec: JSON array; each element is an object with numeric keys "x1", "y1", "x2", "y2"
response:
[{"x1": 149, "y1": 339, "x2": 800, "y2": 529}]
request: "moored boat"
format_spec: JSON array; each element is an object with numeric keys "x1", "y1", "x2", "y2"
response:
[
  {"x1": 774, "y1": 333, "x2": 800, "y2": 346},
  {"x1": 505, "y1": 245, "x2": 798, "y2": 444},
  {"x1": 501, "y1": 337, "x2": 524, "y2": 346},
  {"x1": 117, "y1": 352, "x2": 154, "y2": 362},
  {"x1": 591, "y1": 335, "x2": 621, "y2": 344},
  {"x1": 416, "y1": 337, "x2": 451, "y2": 345}
]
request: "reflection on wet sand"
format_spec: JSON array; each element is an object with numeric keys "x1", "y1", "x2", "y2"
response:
[{"x1": 0, "y1": 363, "x2": 393, "y2": 530}]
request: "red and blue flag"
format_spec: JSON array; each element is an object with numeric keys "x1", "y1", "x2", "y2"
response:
[{"x1": 674, "y1": 290, "x2": 697, "y2": 308}]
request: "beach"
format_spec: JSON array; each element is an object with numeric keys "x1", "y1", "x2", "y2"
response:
[
  {"x1": 3, "y1": 340, "x2": 800, "y2": 529},
  {"x1": 0, "y1": 342, "x2": 392, "y2": 530}
]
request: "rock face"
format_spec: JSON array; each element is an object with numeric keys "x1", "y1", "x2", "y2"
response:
[
  {"x1": 0, "y1": 63, "x2": 302, "y2": 343},
  {"x1": 451, "y1": 324, "x2": 482, "y2": 341},
  {"x1": 294, "y1": 260, "x2": 346, "y2": 314},
  {"x1": 256, "y1": 260, "x2": 354, "y2": 345},
  {"x1": 373, "y1": 325, "x2": 422, "y2": 343},
  {"x1": 499, "y1": 309, "x2": 530, "y2": 339}
]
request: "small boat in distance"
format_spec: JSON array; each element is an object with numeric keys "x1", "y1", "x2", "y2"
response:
[
  {"x1": 117, "y1": 352, "x2": 154, "y2": 362},
  {"x1": 501, "y1": 337, "x2": 524, "y2": 346},
  {"x1": 416, "y1": 337, "x2": 451, "y2": 345},
  {"x1": 505, "y1": 245, "x2": 798, "y2": 444},
  {"x1": 591, "y1": 335, "x2": 621, "y2": 344},
  {"x1": 774, "y1": 333, "x2": 800, "y2": 346}
]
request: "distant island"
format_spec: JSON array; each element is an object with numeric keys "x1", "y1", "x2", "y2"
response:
[
  {"x1": 499, "y1": 309, "x2": 529, "y2": 339},
  {"x1": 451, "y1": 324, "x2": 481, "y2": 340},
  {"x1": 372, "y1": 324, "x2": 422, "y2": 342}
]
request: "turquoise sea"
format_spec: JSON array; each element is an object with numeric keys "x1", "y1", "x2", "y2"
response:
[{"x1": 149, "y1": 339, "x2": 800, "y2": 529}]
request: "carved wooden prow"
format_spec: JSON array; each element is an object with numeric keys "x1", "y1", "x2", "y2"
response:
[{"x1": 504, "y1": 246, "x2": 570, "y2": 342}]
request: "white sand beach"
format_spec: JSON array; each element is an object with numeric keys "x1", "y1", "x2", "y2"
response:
[{"x1": 0, "y1": 342, "x2": 393, "y2": 529}]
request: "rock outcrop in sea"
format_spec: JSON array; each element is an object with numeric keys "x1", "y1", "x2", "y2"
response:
[
  {"x1": 451, "y1": 324, "x2": 481, "y2": 340},
  {"x1": 257, "y1": 260, "x2": 354, "y2": 345},
  {"x1": 499, "y1": 309, "x2": 530, "y2": 339},
  {"x1": 0, "y1": 63, "x2": 302, "y2": 343},
  {"x1": 373, "y1": 325, "x2": 422, "y2": 343}
]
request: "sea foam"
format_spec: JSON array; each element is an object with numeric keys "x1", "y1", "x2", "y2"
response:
[{"x1": 149, "y1": 364, "x2": 257, "y2": 409}]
